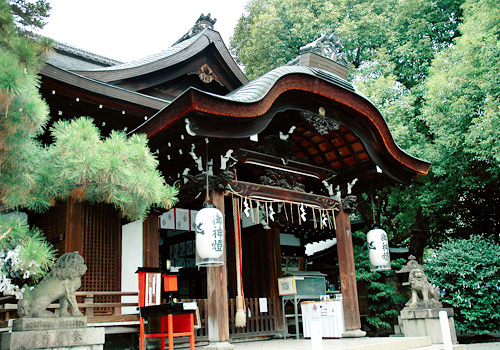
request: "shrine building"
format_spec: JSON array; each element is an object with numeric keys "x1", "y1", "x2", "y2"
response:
[{"x1": 27, "y1": 14, "x2": 429, "y2": 344}]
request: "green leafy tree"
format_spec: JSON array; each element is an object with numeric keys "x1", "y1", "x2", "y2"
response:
[
  {"x1": 231, "y1": 0, "x2": 462, "y2": 81},
  {"x1": 423, "y1": 0, "x2": 500, "y2": 172},
  {"x1": 231, "y1": 0, "x2": 333, "y2": 79},
  {"x1": 350, "y1": 0, "x2": 498, "y2": 255},
  {"x1": 351, "y1": 53, "x2": 453, "y2": 254},
  {"x1": 425, "y1": 236, "x2": 500, "y2": 334},
  {"x1": 0, "y1": 0, "x2": 55, "y2": 298},
  {"x1": 231, "y1": 0, "x2": 395, "y2": 79},
  {"x1": 385, "y1": 0, "x2": 464, "y2": 89},
  {"x1": 417, "y1": 0, "x2": 500, "y2": 242}
]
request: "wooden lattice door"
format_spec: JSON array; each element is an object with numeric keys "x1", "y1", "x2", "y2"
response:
[{"x1": 80, "y1": 202, "x2": 121, "y2": 312}]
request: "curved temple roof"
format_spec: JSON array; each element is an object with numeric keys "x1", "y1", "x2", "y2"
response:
[
  {"x1": 71, "y1": 29, "x2": 248, "y2": 86},
  {"x1": 135, "y1": 65, "x2": 430, "y2": 186}
]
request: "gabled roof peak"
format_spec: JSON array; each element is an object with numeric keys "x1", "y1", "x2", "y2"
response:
[{"x1": 173, "y1": 13, "x2": 217, "y2": 46}]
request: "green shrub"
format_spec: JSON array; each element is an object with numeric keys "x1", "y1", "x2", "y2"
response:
[
  {"x1": 425, "y1": 235, "x2": 500, "y2": 335},
  {"x1": 353, "y1": 230, "x2": 406, "y2": 332}
]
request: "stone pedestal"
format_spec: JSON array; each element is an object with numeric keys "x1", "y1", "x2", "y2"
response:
[
  {"x1": 11, "y1": 316, "x2": 88, "y2": 332},
  {"x1": 400, "y1": 307, "x2": 457, "y2": 344},
  {"x1": 1, "y1": 317, "x2": 105, "y2": 350},
  {"x1": 342, "y1": 329, "x2": 367, "y2": 338},
  {"x1": 204, "y1": 342, "x2": 235, "y2": 350}
]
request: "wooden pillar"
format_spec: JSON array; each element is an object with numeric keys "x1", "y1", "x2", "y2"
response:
[
  {"x1": 143, "y1": 214, "x2": 159, "y2": 268},
  {"x1": 65, "y1": 199, "x2": 83, "y2": 254},
  {"x1": 335, "y1": 204, "x2": 366, "y2": 337},
  {"x1": 206, "y1": 191, "x2": 231, "y2": 345},
  {"x1": 268, "y1": 222, "x2": 283, "y2": 332}
]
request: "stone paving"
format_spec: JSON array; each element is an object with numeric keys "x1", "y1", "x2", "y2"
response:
[
  {"x1": 465, "y1": 343, "x2": 500, "y2": 350},
  {"x1": 196, "y1": 337, "x2": 433, "y2": 350}
]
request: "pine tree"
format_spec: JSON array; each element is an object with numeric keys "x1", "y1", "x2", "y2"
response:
[
  {"x1": 0, "y1": 0, "x2": 178, "y2": 295},
  {"x1": 0, "y1": 0, "x2": 49, "y2": 211},
  {"x1": 0, "y1": 0, "x2": 178, "y2": 221}
]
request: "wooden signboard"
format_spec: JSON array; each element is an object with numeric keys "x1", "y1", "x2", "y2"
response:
[
  {"x1": 145, "y1": 273, "x2": 161, "y2": 306},
  {"x1": 278, "y1": 276, "x2": 297, "y2": 296}
]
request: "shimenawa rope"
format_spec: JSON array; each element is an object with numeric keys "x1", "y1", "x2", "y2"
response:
[{"x1": 233, "y1": 196, "x2": 246, "y2": 327}]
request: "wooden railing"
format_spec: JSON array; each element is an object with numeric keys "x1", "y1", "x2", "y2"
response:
[
  {"x1": 0, "y1": 291, "x2": 140, "y2": 327},
  {"x1": 0, "y1": 295, "x2": 17, "y2": 328},
  {"x1": 1, "y1": 293, "x2": 279, "y2": 341},
  {"x1": 75, "y1": 291, "x2": 140, "y2": 323},
  {"x1": 184, "y1": 297, "x2": 277, "y2": 341}
]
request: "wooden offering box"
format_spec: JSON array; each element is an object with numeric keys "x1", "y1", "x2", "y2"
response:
[{"x1": 136, "y1": 268, "x2": 194, "y2": 350}]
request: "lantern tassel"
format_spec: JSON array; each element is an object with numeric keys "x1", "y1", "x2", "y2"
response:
[{"x1": 235, "y1": 296, "x2": 246, "y2": 327}]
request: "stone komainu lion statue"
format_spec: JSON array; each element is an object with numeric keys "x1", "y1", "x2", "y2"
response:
[
  {"x1": 408, "y1": 268, "x2": 441, "y2": 307},
  {"x1": 18, "y1": 251, "x2": 87, "y2": 318}
]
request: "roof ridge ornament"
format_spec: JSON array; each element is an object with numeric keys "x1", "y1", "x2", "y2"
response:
[
  {"x1": 173, "y1": 13, "x2": 217, "y2": 46},
  {"x1": 196, "y1": 13, "x2": 217, "y2": 29},
  {"x1": 300, "y1": 32, "x2": 348, "y2": 67}
]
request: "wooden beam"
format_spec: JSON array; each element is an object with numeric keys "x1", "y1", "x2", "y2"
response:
[
  {"x1": 206, "y1": 191, "x2": 230, "y2": 342},
  {"x1": 237, "y1": 148, "x2": 336, "y2": 180},
  {"x1": 334, "y1": 204, "x2": 363, "y2": 333},
  {"x1": 269, "y1": 222, "x2": 283, "y2": 332},
  {"x1": 228, "y1": 180, "x2": 339, "y2": 209}
]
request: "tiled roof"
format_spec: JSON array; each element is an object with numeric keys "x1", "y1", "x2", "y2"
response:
[
  {"x1": 75, "y1": 31, "x2": 206, "y2": 72},
  {"x1": 53, "y1": 41, "x2": 122, "y2": 66},
  {"x1": 28, "y1": 32, "x2": 122, "y2": 69}
]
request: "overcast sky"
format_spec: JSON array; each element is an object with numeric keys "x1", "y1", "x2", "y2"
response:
[{"x1": 38, "y1": 0, "x2": 249, "y2": 62}]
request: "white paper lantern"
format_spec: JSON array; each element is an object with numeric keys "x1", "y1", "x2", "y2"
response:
[
  {"x1": 366, "y1": 228, "x2": 391, "y2": 270},
  {"x1": 195, "y1": 203, "x2": 224, "y2": 266}
]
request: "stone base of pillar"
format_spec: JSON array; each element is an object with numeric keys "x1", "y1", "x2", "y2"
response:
[
  {"x1": 342, "y1": 329, "x2": 367, "y2": 338},
  {"x1": 204, "y1": 341, "x2": 235, "y2": 350}
]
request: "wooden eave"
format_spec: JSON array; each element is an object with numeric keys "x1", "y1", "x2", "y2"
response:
[
  {"x1": 38, "y1": 63, "x2": 172, "y2": 141},
  {"x1": 71, "y1": 29, "x2": 248, "y2": 89},
  {"x1": 40, "y1": 63, "x2": 171, "y2": 110},
  {"x1": 134, "y1": 66, "x2": 430, "y2": 186}
]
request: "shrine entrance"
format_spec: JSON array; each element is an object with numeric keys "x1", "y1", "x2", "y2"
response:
[{"x1": 137, "y1": 52, "x2": 429, "y2": 343}]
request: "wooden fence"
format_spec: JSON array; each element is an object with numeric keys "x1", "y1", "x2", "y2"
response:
[
  {"x1": 186, "y1": 297, "x2": 277, "y2": 341},
  {"x1": 0, "y1": 291, "x2": 139, "y2": 328}
]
